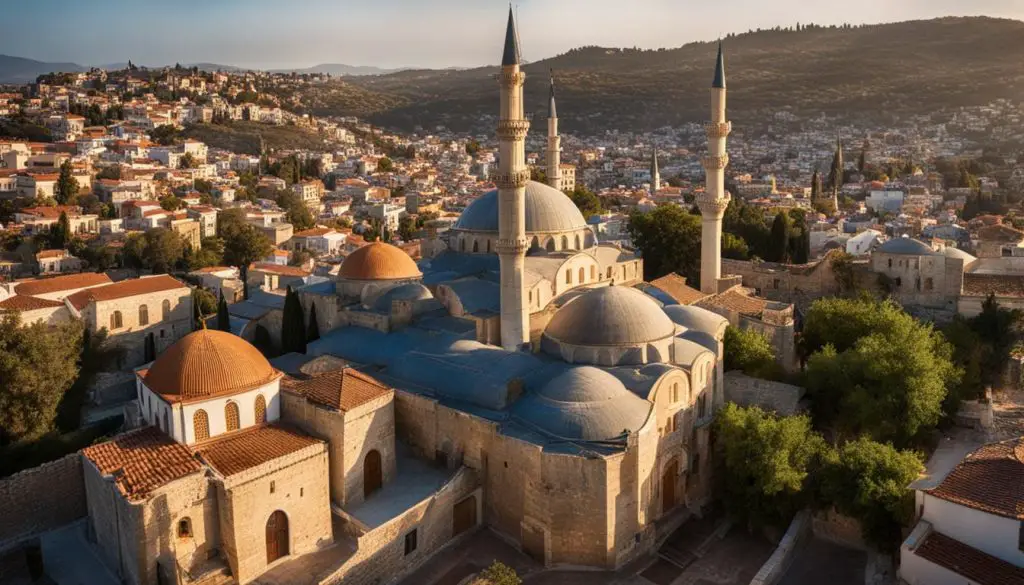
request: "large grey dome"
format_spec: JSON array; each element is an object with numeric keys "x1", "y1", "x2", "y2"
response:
[
  {"x1": 372, "y1": 283, "x2": 433, "y2": 311},
  {"x1": 877, "y1": 237, "x2": 937, "y2": 256},
  {"x1": 941, "y1": 246, "x2": 976, "y2": 263},
  {"x1": 454, "y1": 180, "x2": 588, "y2": 234},
  {"x1": 512, "y1": 366, "x2": 652, "y2": 441},
  {"x1": 545, "y1": 286, "x2": 676, "y2": 347}
]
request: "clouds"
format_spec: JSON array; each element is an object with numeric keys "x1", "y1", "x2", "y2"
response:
[{"x1": 5, "y1": 0, "x2": 1021, "y2": 68}]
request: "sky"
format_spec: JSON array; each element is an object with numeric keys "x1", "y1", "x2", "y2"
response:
[{"x1": 7, "y1": 0, "x2": 1024, "y2": 70}]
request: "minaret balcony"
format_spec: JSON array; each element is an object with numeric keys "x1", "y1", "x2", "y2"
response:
[
  {"x1": 497, "y1": 70, "x2": 526, "y2": 87},
  {"x1": 704, "y1": 121, "x2": 732, "y2": 138},
  {"x1": 496, "y1": 120, "x2": 530, "y2": 140},
  {"x1": 493, "y1": 169, "x2": 531, "y2": 188},
  {"x1": 701, "y1": 154, "x2": 730, "y2": 170},
  {"x1": 495, "y1": 238, "x2": 528, "y2": 254},
  {"x1": 695, "y1": 192, "x2": 732, "y2": 215}
]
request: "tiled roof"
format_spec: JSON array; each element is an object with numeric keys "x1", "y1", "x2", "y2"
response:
[
  {"x1": 194, "y1": 424, "x2": 322, "y2": 477},
  {"x1": 248, "y1": 262, "x2": 310, "y2": 277},
  {"x1": 697, "y1": 286, "x2": 768, "y2": 318},
  {"x1": 976, "y1": 224, "x2": 1024, "y2": 243},
  {"x1": 82, "y1": 427, "x2": 203, "y2": 502},
  {"x1": 0, "y1": 295, "x2": 65, "y2": 311},
  {"x1": 293, "y1": 227, "x2": 334, "y2": 238},
  {"x1": 14, "y1": 272, "x2": 112, "y2": 297},
  {"x1": 66, "y1": 275, "x2": 187, "y2": 311},
  {"x1": 914, "y1": 530, "x2": 1024, "y2": 585},
  {"x1": 929, "y1": 438, "x2": 1024, "y2": 520},
  {"x1": 282, "y1": 368, "x2": 391, "y2": 412},
  {"x1": 962, "y1": 273, "x2": 1024, "y2": 298},
  {"x1": 650, "y1": 273, "x2": 707, "y2": 305},
  {"x1": 35, "y1": 249, "x2": 66, "y2": 259}
]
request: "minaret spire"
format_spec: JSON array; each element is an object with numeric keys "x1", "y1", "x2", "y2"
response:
[
  {"x1": 697, "y1": 42, "x2": 732, "y2": 294},
  {"x1": 545, "y1": 70, "x2": 562, "y2": 191},
  {"x1": 650, "y1": 148, "x2": 660, "y2": 194},
  {"x1": 496, "y1": 8, "x2": 530, "y2": 351}
]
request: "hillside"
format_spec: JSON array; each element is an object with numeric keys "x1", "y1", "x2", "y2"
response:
[
  {"x1": 182, "y1": 121, "x2": 334, "y2": 155},
  {"x1": 327, "y1": 17, "x2": 1024, "y2": 134},
  {"x1": 0, "y1": 55, "x2": 86, "y2": 84},
  {"x1": 269, "y1": 63, "x2": 406, "y2": 76}
]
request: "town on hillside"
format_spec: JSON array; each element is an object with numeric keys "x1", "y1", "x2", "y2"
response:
[{"x1": 0, "y1": 8, "x2": 1023, "y2": 585}]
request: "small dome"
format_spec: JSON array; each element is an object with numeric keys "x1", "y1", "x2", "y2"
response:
[
  {"x1": 942, "y1": 246, "x2": 976, "y2": 263},
  {"x1": 372, "y1": 283, "x2": 433, "y2": 311},
  {"x1": 512, "y1": 367, "x2": 652, "y2": 442},
  {"x1": 340, "y1": 242, "x2": 422, "y2": 280},
  {"x1": 545, "y1": 286, "x2": 675, "y2": 347},
  {"x1": 145, "y1": 330, "x2": 279, "y2": 401},
  {"x1": 877, "y1": 237, "x2": 937, "y2": 256},
  {"x1": 663, "y1": 305, "x2": 728, "y2": 338},
  {"x1": 454, "y1": 181, "x2": 588, "y2": 234}
]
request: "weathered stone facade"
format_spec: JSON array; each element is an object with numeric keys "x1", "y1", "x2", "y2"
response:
[{"x1": 0, "y1": 454, "x2": 86, "y2": 553}]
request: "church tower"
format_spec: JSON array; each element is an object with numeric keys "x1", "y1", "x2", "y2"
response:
[
  {"x1": 650, "y1": 148, "x2": 660, "y2": 194},
  {"x1": 545, "y1": 72, "x2": 562, "y2": 191},
  {"x1": 496, "y1": 7, "x2": 530, "y2": 351},
  {"x1": 696, "y1": 43, "x2": 732, "y2": 294}
]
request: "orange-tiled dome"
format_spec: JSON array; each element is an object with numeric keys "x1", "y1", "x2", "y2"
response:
[
  {"x1": 339, "y1": 242, "x2": 422, "y2": 280},
  {"x1": 145, "y1": 330, "x2": 280, "y2": 402}
]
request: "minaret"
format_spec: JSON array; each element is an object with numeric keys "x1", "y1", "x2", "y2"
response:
[
  {"x1": 496, "y1": 7, "x2": 531, "y2": 351},
  {"x1": 650, "y1": 148, "x2": 660, "y2": 194},
  {"x1": 696, "y1": 43, "x2": 732, "y2": 294},
  {"x1": 545, "y1": 71, "x2": 562, "y2": 191}
]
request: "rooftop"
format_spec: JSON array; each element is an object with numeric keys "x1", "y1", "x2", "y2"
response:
[
  {"x1": 0, "y1": 295, "x2": 65, "y2": 311},
  {"x1": 14, "y1": 272, "x2": 112, "y2": 297},
  {"x1": 914, "y1": 530, "x2": 1024, "y2": 585},
  {"x1": 82, "y1": 426, "x2": 203, "y2": 502},
  {"x1": 928, "y1": 438, "x2": 1024, "y2": 520},
  {"x1": 194, "y1": 423, "x2": 322, "y2": 478},
  {"x1": 649, "y1": 273, "x2": 706, "y2": 305},
  {"x1": 282, "y1": 368, "x2": 392, "y2": 412},
  {"x1": 66, "y1": 275, "x2": 187, "y2": 310}
]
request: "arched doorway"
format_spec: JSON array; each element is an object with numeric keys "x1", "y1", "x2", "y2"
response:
[
  {"x1": 364, "y1": 450, "x2": 382, "y2": 498},
  {"x1": 265, "y1": 511, "x2": 289, "y2": 564},
  {"x1": 662, "y1": 460, "x2": 678, "y2": 516}
]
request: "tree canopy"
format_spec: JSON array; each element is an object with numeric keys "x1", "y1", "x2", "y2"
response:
[
  {"x1": 55, "y1": 159, "x2": 78, "y2": 205},
  {"x1": 275, "y1": 189, "x2": 315, "y2": 231},
  {"x1": 723, "y1": 326, "x2": 782, "y2": 380},
  {"x1": 627, "y1": 205, "x2": 701, "y2": 282},
  {"x1": 281, "y1": 287, "x2": 306, "y2": 354},
  {"x1": 568, "y1": 185, "x2": 602, "y2": 218}
]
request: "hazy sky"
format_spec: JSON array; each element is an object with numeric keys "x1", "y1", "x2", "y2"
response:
[{"x1": 7, "y1": 0, "x2": 1023, "y2": 69}]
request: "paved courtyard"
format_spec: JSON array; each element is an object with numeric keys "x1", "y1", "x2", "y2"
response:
[{"x1": 777, "y1": 537, "x2": 865, "y2": 585}]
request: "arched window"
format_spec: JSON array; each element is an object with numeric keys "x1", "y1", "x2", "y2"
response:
[
  {"x1": 607, "y1": 266, "x2": 612, "y2": 279},
  {"x1": 672, "y1": 382, "x2": 679, "y2": 403},
  {"x1": 546, "y1": 239, "x2": 555, "y2": 252},
  {"x1": 590, "y1": 266, "x2": 596, "y2": 281},
  {"x1": 565, "y1": 270, "x2": 571, "y2": 285},
  {"x1": 254, "y1": 394, "x2": 267, "y2": 424},
  {"x1": 560, "y1": 235, "x2": 568, "y2": 250},
  {"x1": 460, "y1": 238, "x2": 465, "y2": 252},
  {"x1": 472, "y1": 240, "x2": 479, "y2": 253},
  {"x1": 177, "y1": 517, "x2": 192, "y2": 538},
  {"x1": 531, "y1": 236, "x2": 539, "y2": 250},
  {"x1": 110, "y1": 311, "x2": 123, "y2": 330},
  {"x1": 578, "y1": 267, "x2": 585, "y2": 283},
  {"x1": 162, "y1": 299, "x2": 171, "y2": 319},
  {"x1": 139, "y1": 305, "x2": 149, "y2": 326},
  {"x1": 574, "y1": 234, "x2": 581, "y2": 249},
  {"x1": 486, "y1": 240, "x2": 491, "y2": 253},
  {"x1": 225, "y1": 402, "x2": 240, "y2": 431},
  {"x1": 193, "y1": 409, "x2": 209, "y2": 441}
]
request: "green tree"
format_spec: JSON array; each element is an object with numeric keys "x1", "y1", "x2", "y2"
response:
[
  {"x1": 818, "y1": 438, "x2": 923, "y2": 550},
  {"x1": 970, "y1": 294, "x2": 1022, "y2": 388},
  {"x1": 307, "y1": 303, "x2": 320, "y2": 343},
  {"x1": 220, "y1": 211, "x2": 273, "y2": 299},
  {"x1": 465, "y1": 139, "x2": 481, "y2": 156},
  {"x1": 568, "y1": 185, "x2": 603, "y2": 218},
  {"x1": 376, "y1": 156, "x2": 394, "y2": 173},
  {"x1": 714, "y1": 404, "x2": 827, "y2": 530},
  {"x1": 281, "y1": 288, "x2": 307, "y2": 354},
  {"x1": 0, "y1": 315, "x2": 85, "y2": 444},
  {"x1": 50, "y1": 212, "x2": 71, "y2": 249},
  {"x1": 216, "y1": 291, "x2": 231, "y2": 332},
  {"x1": 627, "y1": 205, "x2": 702, "y2": 282},
  {"x1": 178, "y1": 152, "x2": 198, "y2": 169},
  {"x1": 160, "y1": 194, "x2": 183, "y2": 211},
  {"x1": 193, "y1": 288, "x2": 217, "y2": 318},
  {"x1": 723, "y1": 197, "x2": 771, "y2": 259},
  {"x1": 767, "y1": 211, "x2": 791, "y2": 263},
  {"x1": 479, "y1": 561, "x2": 521, "y2": 585},
  {"x1": 397, "y1": 215, "x2": 415, "y2": 242},
  {"x1": 55, "y1": 159, "x2": 78, "y2": 205},
  {"x1": 186, "y1": 237, "x2": 224, "y2": 270},
  {"x1": 150, "y1": 125, "x2": 180, "y2": 145},
  {"x1": 143, "y1": 228, "x2": 185, "y2": 274},
  {"x1": 724, "y1": 326, "x2": 782, "y2": 380},
  {"x1": 721, "y1": 232, "x2": 749, "y2": 260},
  {"x1": 275, "y1": 190, "x2": 315, "y2": 231}
]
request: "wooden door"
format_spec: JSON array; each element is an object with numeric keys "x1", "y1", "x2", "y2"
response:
[
  {"x1": 452, "y1": 495, "x2": 477, "y2": 537},
  {"x1": 662, "y1": 460, "x2": 678, "y2": 515},
  {"x1": 364, "y1": 450, "x2": 382, "y2": 499},
  {"x1": 265, "y1": 510, "x2": 289, "y2": 564}
]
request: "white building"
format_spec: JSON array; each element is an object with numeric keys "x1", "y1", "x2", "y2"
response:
[
  {"x1": 899, "y1": 438, "x2": 1024, "y2": 585},
  {"x1": 846, "y1": 229, "x2": 882, "y2": 256},
  {"x1": 866, "y1": 190, "x2": 905, "y2": 213}
]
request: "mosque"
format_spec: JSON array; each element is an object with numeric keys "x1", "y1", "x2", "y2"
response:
[{"x1": 78, "y1": 8, "x2": 738, "y2": 585}]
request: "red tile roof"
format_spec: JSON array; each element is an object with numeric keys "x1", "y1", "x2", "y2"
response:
[
  {"x1": 248, "y1": 262, "x2": 310, "y2": 277},
  {"x1": 14, "y1": 272, "x2": 112, "y2": 297},
  {"x1": 914, "y1": 530, "x2": 1024, "y2": 585},
  {"x1": 929, "y1": 438, "x2": 1024, "y2": 520},
  {"x1": 282, "y1": 368, "x2": 391, "y2": 412},
  {"x1": 650, "y1": 273, "x2": 707, "y2": 305},
  {"x1": 82, "y1": 427, "x2": 203, "y2": 502},
  {"x1": 194, "y1": 424, "x2": 322, "y2": 477},
  {"x1": 962, "y1": 273, "x2": 1024, "y2": 298},
  {"x1": 0, "y1": 295, "x2": 65, "y2": 311},
  {"x1": 697, "y1": 287, "x2": 769, "y2": 317},
  {"x1": 66, "y1": 275, "x2": 187, "y2": 311}
]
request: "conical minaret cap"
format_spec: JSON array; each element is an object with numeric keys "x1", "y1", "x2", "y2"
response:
[
  {"x1": 502, "y1": 5, "x2": 521, "y2": 66},
  {"x1": 712, "y1": 42, "x2": 726, "y2": 89}
]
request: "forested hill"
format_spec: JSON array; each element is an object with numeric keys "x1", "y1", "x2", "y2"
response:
[{"x1": 323, "y1": 17, "x2": 1024, "y2": 134}]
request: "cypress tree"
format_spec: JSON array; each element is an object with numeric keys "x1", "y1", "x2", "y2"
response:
[
  {"x1": 768, "y1": 212, "x2": 791, "y2": 263},
  {"x1": 307, "y1": 303, "x2": 320, "y2": 343},
  {"x1": 281, "y1": 287, "x2": 307, "y2": 354},
  {"x1": 216, "y1": 291, "x2": 231, "y2": 332},
  {"x1": 144, "y1": 332, "x2": 156, "y2": 363}
]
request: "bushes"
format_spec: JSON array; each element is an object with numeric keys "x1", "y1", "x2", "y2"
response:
[{"x1": 723, "y1": 326, "x2": 783, "y2": 380}]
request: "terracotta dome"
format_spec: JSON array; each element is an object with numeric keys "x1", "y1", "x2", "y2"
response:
[
  {"x1": 339, "y1": 242, "x2": 422, "y2": 280},
  {"x1": 144, "y1": 330, "x2": 280, "y2": 401}
]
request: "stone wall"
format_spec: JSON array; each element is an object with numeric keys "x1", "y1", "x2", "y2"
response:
[
  {"x1": 724, "y1": 372, "x2": 805, "y2": 416},
  {"x1": 749, "y1": 509, "x2": 811, "y2": 585},
  {"x1": 0, "y1": 454, "x2": 86, "y2": 553},
  {"x1": 811, "y1": 508, "x2": 865, "y2": 550}
]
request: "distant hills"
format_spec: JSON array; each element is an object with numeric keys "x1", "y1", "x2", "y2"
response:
[
  {"x1": 0, "y1": 55, "x2": 87, "y2": 84},
  {"x1": 269, "y1": 64, "x2": 407, "y2": 76}
]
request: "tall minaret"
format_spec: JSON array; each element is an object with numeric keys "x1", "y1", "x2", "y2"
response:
[
  {"x1": 650, "y1": 148, "x2": 660, "y2": 194},
  {"x1": 496, "y1": 7, "x2": 530, "y2": 351},
  {"x1": 696, "y1": 43, "x2": 732, "y2": 294},
  {"x1": 545, "y1": 71, "x2": 562, "y2": 191}
]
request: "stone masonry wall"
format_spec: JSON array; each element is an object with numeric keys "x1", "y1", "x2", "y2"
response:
[{"x1": 0, "y1": 453, "x2": 86, "y2": 553}]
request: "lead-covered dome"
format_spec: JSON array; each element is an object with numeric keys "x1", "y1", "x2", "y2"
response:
[
  {"x1": 454, "y1": 181, "x2": 587, "y2": 234},
  {"x1": 545, "y1": 286, "x2": 675, "y2": 347},
  {"x1": 340, "y1": 242, "x2": 422, "y2": 280},
  {"x1": 145, "y1": 330, "x2": 280, "y2": 401},
  {"x1": 877, "y1": 237, "x2": 937, "y2": 256},
  {"x1": 371, "y1": 282, "x2": 433, "y2": 311},
  {"x1": 512, "y1": 366, "x2": 652, "y2": 441}
]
